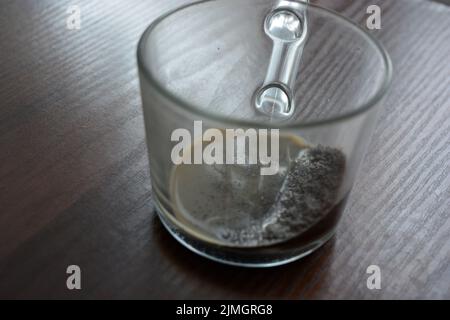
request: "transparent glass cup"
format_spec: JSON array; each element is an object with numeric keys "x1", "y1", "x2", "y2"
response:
[{"x1": 138, "y1": 0, "x2": 392, "y2": 267}]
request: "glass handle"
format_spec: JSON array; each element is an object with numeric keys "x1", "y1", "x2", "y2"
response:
[{"x1": 255, "y1": 0, "x2": 309, "y2": 119}]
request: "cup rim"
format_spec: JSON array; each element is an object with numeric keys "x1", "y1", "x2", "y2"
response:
[{"x1": 137, "y1": 0, "x2": 393, "y2": 129}]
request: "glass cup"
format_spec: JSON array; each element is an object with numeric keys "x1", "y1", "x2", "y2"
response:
[{"x1": 138, "y1": 0, "x2": 392, "y2": 267}]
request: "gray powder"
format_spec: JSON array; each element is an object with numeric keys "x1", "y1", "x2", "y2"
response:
[{"x1": 216, "y1": 146, "x2": 346, "y2": 247}]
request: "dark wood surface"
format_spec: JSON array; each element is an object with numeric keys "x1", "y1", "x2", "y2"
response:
[{"x1": 0, "y1": 0, "x2": 449, "y2": 299}]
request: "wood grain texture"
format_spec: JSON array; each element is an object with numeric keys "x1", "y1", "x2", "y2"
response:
[{"x1": 0, "y1": 0, "x2": 449, "y2": 299}]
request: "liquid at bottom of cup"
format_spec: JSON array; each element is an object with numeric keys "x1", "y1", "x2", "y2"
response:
[
  {"x1": 154, "y1": 134, "x2": 350, "y2": 267},
  {"x1": 156, "y1": 194, "x2": 347, "y2": 267}
]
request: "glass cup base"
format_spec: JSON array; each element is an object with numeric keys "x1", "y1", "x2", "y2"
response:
[{"x1": 154, "y1": 197, "x2": 336, "y2": 268}]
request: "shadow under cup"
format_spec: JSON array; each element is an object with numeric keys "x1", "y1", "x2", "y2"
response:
[{"x1": 138, "y1": 0, "x2": 392, "y2": 267}]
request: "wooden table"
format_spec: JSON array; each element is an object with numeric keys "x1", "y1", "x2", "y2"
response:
[{"x1": 0, "y1": 0, "x2": 449, "y2": 299}]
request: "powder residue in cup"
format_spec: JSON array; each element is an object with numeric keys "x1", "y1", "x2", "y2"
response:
[{"x1": 216, "y1": 146, "x2": 346, "y2": 247}]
